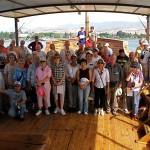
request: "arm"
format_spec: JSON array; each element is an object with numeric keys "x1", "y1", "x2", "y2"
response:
[
  {"x1": 28, "y1": 43, "x2": 32, "y2": 50},
  {"x1": 57, "y1": 72, "x2": 66, "y2": 86},
  {"x1": 51, "y1": 74, "x2": 58, "y2": 86},
  {"x1": 0, "y1": 89, "x2": 5, "y2": 94}
]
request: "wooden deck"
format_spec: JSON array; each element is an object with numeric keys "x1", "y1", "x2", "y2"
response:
[{"x1": 0, "y1": 106, "x2": 150, "y2": 150}]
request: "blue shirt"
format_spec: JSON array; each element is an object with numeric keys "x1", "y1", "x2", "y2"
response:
[
  {"x1": 77, "y1": 31, "x2": 86, "y2": 44},
  {"x1": 13, "y1": 67, "x2": 27, "y2": 89},
  {"x1": 27, "y1": 63, "x2": 37, "y2": 86}
]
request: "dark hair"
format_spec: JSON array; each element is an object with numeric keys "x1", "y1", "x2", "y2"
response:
[
  {"x1": 80, "y1": 58, "x2": 87, "y2": 65},
  {"x1": 119, "y1": 49, "x2": 124, "y2": 53}
]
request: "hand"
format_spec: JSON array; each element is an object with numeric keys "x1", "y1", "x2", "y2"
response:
[
  {"x1": 37, "y1": 80, "x2": 41, "y2": 86},
  {"x1": 57, "y1": 81, "x2": 62, "y2": 86}
]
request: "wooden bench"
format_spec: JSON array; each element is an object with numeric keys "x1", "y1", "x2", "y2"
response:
[{"x1": 0, "y1": 132, "x2": 50, "y2": 150}]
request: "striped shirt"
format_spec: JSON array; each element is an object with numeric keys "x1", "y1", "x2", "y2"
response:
[{"x1": 51, "y1": 63, "x2": 66, "y2": 86}]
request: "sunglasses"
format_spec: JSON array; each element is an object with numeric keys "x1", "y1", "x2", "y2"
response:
[
  {"x1": 40, "y1": 61, "x2": 46, "y2": 63},
  {"x1": 55, "y1": 57, "x2": 60, "y2": 59},
  {"x1": 131, "y1": 66, "x2": 137, "y2": 68}
]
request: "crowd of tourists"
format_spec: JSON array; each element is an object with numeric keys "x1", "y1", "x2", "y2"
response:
[{"x1": 0, "y1": 27, "x2": 149, "y2": 121}]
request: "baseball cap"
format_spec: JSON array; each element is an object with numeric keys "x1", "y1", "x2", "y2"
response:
[
  {"x1": 40, "y1": 56, "x2": 46, "y2": 62},
  {"x1": 14, "y1": 81, "x2": 21, "y2": 86},
  {"x1": 86, "y1": 50, "x2": 93, "y2": 55},
  {"x1": 130, "y1": 61, "x2": 139, "y2": 68},
  {"x1": 93, "y1": 48, "x2": 99, "y2": 52}
]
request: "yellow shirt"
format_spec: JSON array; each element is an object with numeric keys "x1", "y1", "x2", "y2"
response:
[{"x1": 135, "y1": 45, "x2": 144, "y2": 61}]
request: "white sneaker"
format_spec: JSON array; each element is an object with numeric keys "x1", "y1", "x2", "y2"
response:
[
  {"x1": 54, "y1": 107, "x2": 59, "y2": 114},
  {"x1": 36, "y1": 110, "x2": 42, "y2": 116},
  {"x1": 60, "y1": 109, "x2": 66, "y2": 115},
  {"x1": 84, "y1": 112, "x2": 88, "y2": 115},
  {"x1": 77, "y1": 111, "x2": 81, "y2": 114},
  {"x1": 100, "y1": 110, "x2": 104, "y2": 116},
  {"x1": 45, "y1": 109, "x2": 50, "y2": 115}
]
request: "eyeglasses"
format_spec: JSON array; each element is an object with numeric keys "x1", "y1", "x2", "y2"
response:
[
  {"x1": 21, "y1": 43, "x2": 24, "y2": 44},
  {"x1": 97, "y1": 62, "x2": 104, "y2": 64}
]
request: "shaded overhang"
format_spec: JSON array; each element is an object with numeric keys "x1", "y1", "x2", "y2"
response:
[{"x1": 0, "y1": 0, "x2": 150, "y2": 18}]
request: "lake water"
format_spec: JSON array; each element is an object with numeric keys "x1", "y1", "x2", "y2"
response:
[{"x1": 4, "y1": 39, "x2": 139, "y2": 52}]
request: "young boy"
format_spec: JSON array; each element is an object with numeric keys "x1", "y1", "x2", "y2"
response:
[{"x1": 0, "y1": 81, "x2": 27, "y2": 120}]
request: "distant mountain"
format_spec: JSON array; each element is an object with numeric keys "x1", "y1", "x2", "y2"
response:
[{"x1": 57, "y1": 21, "x2": 146, "y2": 31}]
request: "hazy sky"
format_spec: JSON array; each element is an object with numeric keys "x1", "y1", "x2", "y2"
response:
[{"x1": 0, "y1": 12, "x2": 146, "y2": 31}]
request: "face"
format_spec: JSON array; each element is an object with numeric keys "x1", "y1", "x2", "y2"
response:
[
  {"x1": 54, "y1": 56, "x2": 60, "y2": 63},
  {"x1": 93, "y1": 50, "x2": 98, "y2": 56},
  {"x1": 35, "y1": 44, "x2": 41, "y2": 52},
  {"x1": 35, "y1": 38, "x2": 39, "y2": 42},
  {"x1": 11, "y1": 40, "x2": 16, "y2": 45},
  {"x1": 71, "y1": 57, "x2": 76, "y2": 63},
  {"x1": 129, "y1": 52, "x2": 135, "y2": 61},
  {"x1": 20, "y1": 41, "x2": 25, "y2": 46},
  {"x1": 19, "y1": 62, "x2": 25, "y2": 68},
  {"x1": 81, "y1": 61, "x2": 87, "y2": 68},
  {"x1": 65, "y1": 41, "x2": 70, "y2": 48},
  {"x1": 14, "y1": 85, "x2": 21, "y2": 92},
  {"x1": 86, "y1": 53, "x2": 92, "y2": 60},
  {"x1": 9, "y1": 55, "x2": 15, "y2": 62},
  {"x1": 40, "y1": 61, "x2": 46, "y2": 68},
  {"x1": 97, "y1": 61, "x2": 104, "y2": 69},
  {"x1": 0, "y1": 39, "x2": 4, "y2": 46},
  {"x1": 119, "y1": 52, "x2": 125, "y2": 57},
  {"x1": 50, "y1": 44, "x2": 55, "y2": 50},
  {"x1": 65, "y1": 52, "x2": 71, "y2": 60},
  {"x1": 110, "y1": 55, "x2": 116, "y2": 65}
]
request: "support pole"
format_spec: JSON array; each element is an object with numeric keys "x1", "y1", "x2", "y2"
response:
[
  {"x1": 15, "y1": 18, "x2": 19, "y2": 46},
  {"x1": 146, "y1": 15, "x2": 150, "y2": 42},
  {"x1": 85, "y1": 12, "x2": 89, "y2": 38}
]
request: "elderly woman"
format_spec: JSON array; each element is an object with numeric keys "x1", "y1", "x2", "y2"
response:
[
  {"x1": 27, "y1": 55, "x2": 40, "y2": 109},
  {"x1": 19, "y1": 40, "x2": 30, "y2": 59},
  {"x1": 126, "y1": 61, "x2": 143, "y2": 120},
  {"x1": 92, "y1": 59, "x2": 110, "y2": 116},
  {"x1": 13, "y1": 58, "x2": 27, "y2": 90},
  {"x1": 67, "y1": 54, "x2": 80, "y2": 110},
  {"x1": 35, "y1": 56, "x2": 51, "y2": 116},
  {"x1": 4, "y1": 53, "x2": 18, "y2": 89},
  {"x1": 51, "y1": 53, "x2": 66, "y2": 115},
  {"x1": 76, "y1": 58, "x2": 92, "y2": 115}
]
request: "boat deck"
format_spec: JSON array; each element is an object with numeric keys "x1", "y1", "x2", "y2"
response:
[{"x1": 0, "y1": 104, "x2": 150, "y2": 150}]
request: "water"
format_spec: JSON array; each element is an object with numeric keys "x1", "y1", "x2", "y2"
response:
[{"x1": 4, "y1": 39, "x2": 139, "y2": 52}]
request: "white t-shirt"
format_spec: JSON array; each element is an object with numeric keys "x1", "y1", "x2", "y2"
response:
[
  {"x1": 36, "y1": 51, "x2": 46, "y2": 57},
  {"x1": 67, "y1": 64, "x2": 80, "y2": 78},
  {"x1": 92, "y1": 68, "x2": 110, "y2": 88},
  {"x1": 92, "y1": 55, "x2": 101, "y2": 64}
]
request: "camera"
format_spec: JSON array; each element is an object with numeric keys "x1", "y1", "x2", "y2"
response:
[{"x1": 131, "y1": 82, "x2": 135, "y2": 88}]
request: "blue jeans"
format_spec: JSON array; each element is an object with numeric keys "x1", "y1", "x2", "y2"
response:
[
  {"x1": 8, "y1": 103, "x2": 26, "y2": 119},
  {"x1": 78, "y1": 84, "x2": 90, "y2": 113},
  {"x1": 126, "y1": 90, "x2": 140, "y2": 114}
]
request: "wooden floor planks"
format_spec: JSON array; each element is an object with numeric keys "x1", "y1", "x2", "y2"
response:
[{"x1": 0, "y1": 108, "x2": 150, "y2": 150}]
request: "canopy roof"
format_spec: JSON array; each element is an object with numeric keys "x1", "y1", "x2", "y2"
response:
[{"x1": 0, "y1": 0, "x2": 150, "y2": 18}]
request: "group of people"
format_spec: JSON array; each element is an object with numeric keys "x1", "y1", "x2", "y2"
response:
[{"x1": 0, "y1": 31, "x2": 149, "y2": 121}]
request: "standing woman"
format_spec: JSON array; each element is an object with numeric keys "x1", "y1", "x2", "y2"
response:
[
  {"x1": 4, "y1": 53, "x2": 18, "y2": 89},
  {"x1": 35, "y1": 56, "x2": 51, "y2": 116},
  {"x1": 76, "y1": 58, "x2": 92, "y2": 115},
  {"x1": 92, "y1": 59, "x2": 110, "y2": 116},
  {"x1": 126, "y1": 61, "x2": 143, "y2": 120}
]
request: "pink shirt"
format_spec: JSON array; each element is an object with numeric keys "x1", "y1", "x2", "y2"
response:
[{"x1": 35, "y1": 66, "x2": 51, "y2": 84}]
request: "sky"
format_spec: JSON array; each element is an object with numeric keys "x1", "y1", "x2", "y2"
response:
[{"x1": 0, "y1": 12, "x2": 147, "y2": 31}]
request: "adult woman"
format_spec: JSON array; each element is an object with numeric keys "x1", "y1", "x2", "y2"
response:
[
  {"x1": 92, "y1": 59, "x2": 110, "y2": 116},
  {"x1": 51, "y1": 54, "x2": 66, "y2": 115},
  {"x1": 126, "y1": 61, "x2": 143, "y2": 120},
  {"x1": 4, "y1": 53, "x2": 18, "y2": 89},
  {"x1": 76, "y1": 58, "x2": 92, "y2": 115},
  {"x1": 67, "y1": 54, "x2": 80, "y2": 110},
  {"x1": 13, "y1": 58, "x2": 27, "y2": 90},
  {"x1": 35, "y1": 56, "x2": 51, "y2": 115}
]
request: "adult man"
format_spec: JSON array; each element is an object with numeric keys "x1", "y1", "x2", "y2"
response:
[
  {"x1": 123, "y1": 52, "x2": 142, "y2": 113},
  {"x1": 0, "y1": 81, "x2": 27, "y2": 120},
  {"x1": 77, "y1": 27, "x2": 86, "y2": 45},
  {"x1": 104, "y1": 43, "x2": 113, "y2": 56},
  {"x1": 116, "y1": 49, "x2": 129, "y2": 68},
  {"x1": 60, "y1": 40, "x2": 74, "y2": 63},
  {"x1": 28, "y1": 36, "x2": 43, "y2": 52},
  {"x1": 89, "y1": 26, "x2": 97, "y2": 42},
  {"x1": 106, "y1": 55, "x2": 123, "y2": 115},
  {"x1": 140, "y1": 40, "x2": 150, "y2": 81},
  {"x1": 75, "y1": 43, "x2": 84, "y2": 63}
]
